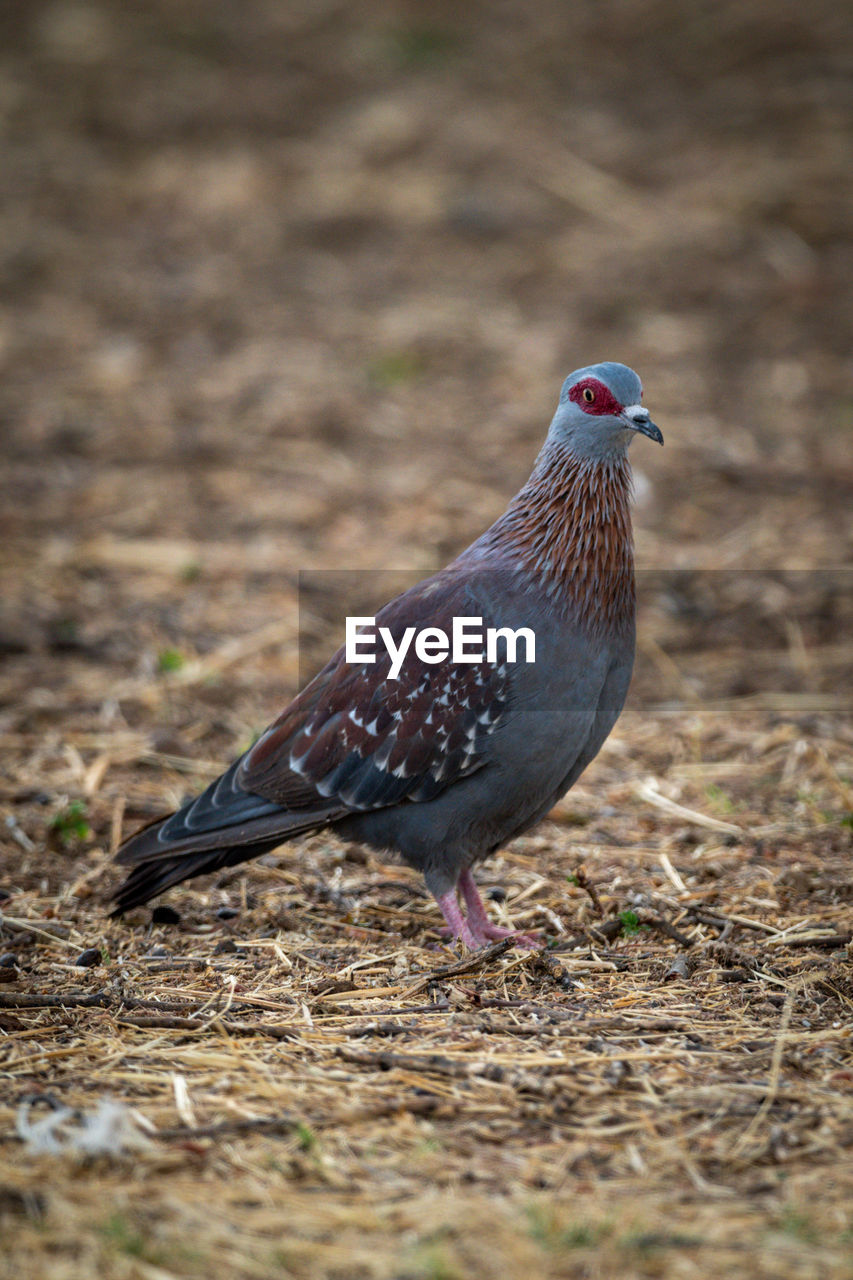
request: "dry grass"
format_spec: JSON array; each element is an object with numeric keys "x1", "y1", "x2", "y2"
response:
[
  {"x1": 1, "y1": 1, "x2": 852, "y2": 1276},
  {"x1": 2, "y1": 678, "x2": 852, "y2": 1279}
]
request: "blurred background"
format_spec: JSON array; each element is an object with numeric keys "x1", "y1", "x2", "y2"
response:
[{"x1": 0, "y1": 0, "x2": 851, "y2": 772}]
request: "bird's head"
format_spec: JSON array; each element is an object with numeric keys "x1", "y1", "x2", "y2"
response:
[{"x1": 549, "y1": 362, "x2": 663, "y2": 460}]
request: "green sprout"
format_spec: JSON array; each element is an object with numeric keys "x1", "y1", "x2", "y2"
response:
[
  {"x1": 100, "y1": 1213, "x2": 149, "y2": 1259},
  {"x1": 386, "y1": 25, "x2": 460, "y2": 67},
  {"x1": 295, "y1": 1122, "x2": 317, "y2": 1152},
  {"x1": 367, "y1": 350, "x2": 424, "y2": 388},
  {"x1": 50, "y1": 800, "x2": 90, "y2": 845},
  {"x1": 179, "y1": 561, "x2": 202, "y2": 583},
  {"x1": 156, "y1": 648, "x2": 185, "y2": 674},
  {"x1": 618, "y1": 909, "x2": 641, "y2": 937}
]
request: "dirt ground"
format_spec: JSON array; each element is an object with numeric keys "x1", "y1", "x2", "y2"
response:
[{"x1": 1, "y1": 2, "x2": 852, "y2": 1277}]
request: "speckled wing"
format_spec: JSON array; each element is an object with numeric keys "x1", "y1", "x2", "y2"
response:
[
  {"x1": 240, "y1": 573, "x2": 510, "y2": 813},
  {"x1": 111, "y1": 571, "x2": 512, "y2": 916}
]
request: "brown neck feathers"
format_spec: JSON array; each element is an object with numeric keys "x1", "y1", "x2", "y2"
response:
[{"x1": 471, "y1": 444, "x2": 636, "y2": 635}]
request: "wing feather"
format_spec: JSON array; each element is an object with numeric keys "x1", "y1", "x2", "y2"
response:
[{"x1": 240, "y1": 570, "x2": 510, "y2": 812}]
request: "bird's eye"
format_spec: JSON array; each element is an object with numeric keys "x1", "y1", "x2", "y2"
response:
[{"x1": 582, "y1": 387, "x2": 595, "y2": 404}]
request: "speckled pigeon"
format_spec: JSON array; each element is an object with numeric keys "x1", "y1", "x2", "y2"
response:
[{"x1": 112, "y1": 362, "x2": 662, "y2": 947}]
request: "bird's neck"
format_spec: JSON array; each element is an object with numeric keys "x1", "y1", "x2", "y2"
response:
[{"x1": 461, "y1": 441, "x2": 636, "y2": 633}]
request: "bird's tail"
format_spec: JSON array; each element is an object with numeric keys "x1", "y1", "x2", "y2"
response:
[
  {"x1": 110, "y1": 828, "x2": 294, "y2": 915},
  {"x1": 110, "y1": 757, "x2": 344, "y2": 914}
]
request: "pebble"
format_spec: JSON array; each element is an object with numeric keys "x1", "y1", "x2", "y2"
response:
[
  {"x1": 75, "y1": 947, "x2": 102, "y2": 968},
  {"x1": 0, "y1": 953, "x2": 19, "y2": 967},
  {"x1": 215, "y1": 906, "x2": 239, "y2": 920},
  {"x1": 151, "y1": 905, "x2": 181, "y2": 924}
]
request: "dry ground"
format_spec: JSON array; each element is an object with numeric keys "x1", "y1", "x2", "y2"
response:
[{"x1": 1, "y1": 2, "x2": 852, "y2": 1277}]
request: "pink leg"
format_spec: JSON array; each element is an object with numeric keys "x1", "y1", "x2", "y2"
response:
[
  {"x1": 434, "y1": 887, "x2": 483, "y2": 950},
  {"x1": 458, "y1": 869, "x2": 540, "y2": 949},
  {"x1": 434, "y1": 872, "x2": 540, "y2": 949}
]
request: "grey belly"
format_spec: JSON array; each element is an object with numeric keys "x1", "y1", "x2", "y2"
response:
[{"x1": 337, "y1": 641, "x2": 633, "y2": 895}]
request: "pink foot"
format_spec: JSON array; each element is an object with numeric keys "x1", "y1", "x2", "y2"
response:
[
  {"x1": 471, "y1": 920, "x2": 541, "y2": 949},
  {"x1": 432, "y1": 871, "x2": 542, "y2": 950},
  {"x1": 432, "y1": 891, "x2": 483, "y2": 949},
  {"x1": 460, "y1": 869, "x2": 541, "y2": 948}
]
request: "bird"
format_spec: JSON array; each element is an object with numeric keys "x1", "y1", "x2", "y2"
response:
[{"x1": 112, "y1": 362, "x2": 662, "y2": 947}]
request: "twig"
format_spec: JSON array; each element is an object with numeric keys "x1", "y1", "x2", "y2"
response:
[
  {"x1": 401, "y1": 938, "x2": 514, "y2": 997},
  {"x1": 635, "y1": 780, "x2": 744, "y2": 836},
  {"x1": 686, "y1": 906, "x2": 769, "y2": 937},
  {"x1": 0, "y1": 991, "x2": 111, "y2": 1010},
  {"x1": 335, "y1": 1047, "x2": 573, "y2": 1098},
  {"x1": 558, "y1": 918, "x2": 624, "y2": 951},
  {"x1": 0, "y1": 916, "x2": 80, "y2": 952},
  {"x1": 769, "y1": 932, "x2": 851, "y2": 950},
  {"x1": 116, "y1": 1014, "x2": 299, "y2": 1040},
  {"x1": 730, "y1": 985, "x2": 796, "y2": 1156},
  {"x1": 156, "y1": 1113, "x2": 300, "y2": 1142},
  {"x1": 337, "y1": 1047, "x2": 474, "y2": 1079},
  {"x1": 642, "y1": 916, "x2": 694, "y2": 949},
  {"x1": 658, "y1": 851, "x2": 688, "y2": 893},
  {"x1": 155, "y1": 1095, "x2": 454, "y2": 1143},
  {"x1": 574, "y1": 865, "x2": 603, "y2": 915}
]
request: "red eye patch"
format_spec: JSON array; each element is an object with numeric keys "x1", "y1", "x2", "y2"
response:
[{"x1": 568, "y1": 378, "x2": 623, "y2": 417}]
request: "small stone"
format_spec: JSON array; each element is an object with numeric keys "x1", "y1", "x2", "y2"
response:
[
  {"x1": 487, "y1": 887, "x2": 506, "y2": 902},
  {"x1": 0, "y1": 953, "x2": 19, "y2": 968},
  {"x1": 664, "y1": 955, "x2": 691, "y2": 981},
  {"x1": 213, "y1": 938, "x2": 237, "y2": 954},
  {"x1": 151, "y1": 905, "x2": 181, "y2": 925},
  {"x1": 75, "y1": 947, "x2": 102, "y2": 968},
  {"x1": 0, "y1": 888, "x2": 11, "y2": 903},
  {"x1": 215, "y1": 906, "x2": 239, "y2": 920}
]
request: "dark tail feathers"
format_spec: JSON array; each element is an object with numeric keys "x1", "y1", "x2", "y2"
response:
[
  {"x1": 111, "y1": 762, "x2": 347, "y2": 915},
  {"x1": 110, "y1": 833, "x2": 289, "y2": 915}
]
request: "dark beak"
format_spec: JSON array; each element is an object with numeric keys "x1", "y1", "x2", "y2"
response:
[{"x1": 622, "y1": 406, "x2": 663, "y2": 445}]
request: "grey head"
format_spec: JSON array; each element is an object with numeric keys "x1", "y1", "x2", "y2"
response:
[{"x1": 548, "y1": 361, "x2": 663, "y2": 460}]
